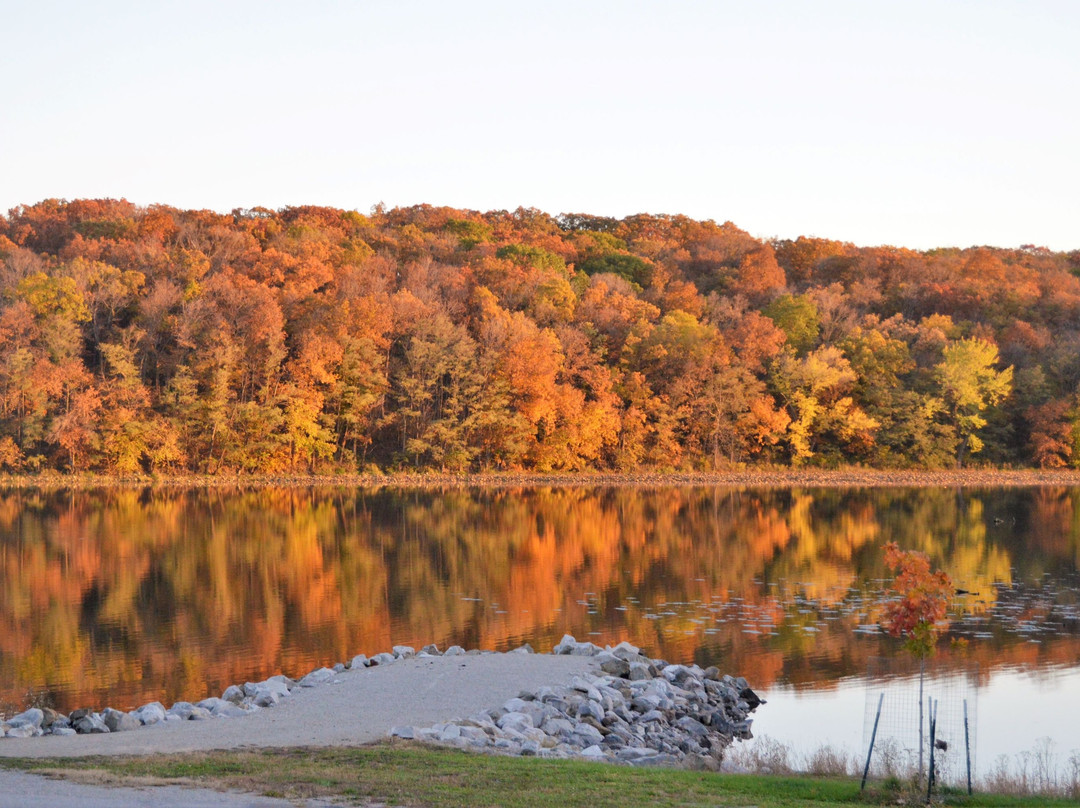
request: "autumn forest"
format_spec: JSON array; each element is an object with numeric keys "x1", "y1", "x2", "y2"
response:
[{"x1": 1, "y1": 198, "x2": 1079, "y2": 475}]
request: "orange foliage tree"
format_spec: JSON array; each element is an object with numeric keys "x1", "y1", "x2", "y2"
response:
[{"x1": 882, "y1": 541, "x2": 953, "y2": 658}]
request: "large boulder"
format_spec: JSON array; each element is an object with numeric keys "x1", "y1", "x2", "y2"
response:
[
  {"x1": 299, "y1": 667, "x2": 336, "y2": 687},
  {"x1": 102, "y1": 708, "x2": 141, "y2": 732},
  {"x1": 73, "y1": 713, "x2": 110, "y2": 734},
  {"x1": 6, "y1": 708, "x2": 43, "y2": 730},
  {"x1": 133, "y1": 702, "x2": 167, "y2": 725}
]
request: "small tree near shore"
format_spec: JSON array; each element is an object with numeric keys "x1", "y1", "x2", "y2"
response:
[
  {"x1": 881, "y1": 541, "x2": 954, "y2": 784},
  {"x1": 882, "y1": 541, "x2": 953, "y2": 658}
]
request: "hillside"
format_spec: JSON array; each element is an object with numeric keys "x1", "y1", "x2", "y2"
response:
[{"x1": 1, "y1": 199, "x2": 1078, "y2": 474}]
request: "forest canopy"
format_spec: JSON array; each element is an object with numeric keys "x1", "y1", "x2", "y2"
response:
[{"x1": 0, "y1": 198, "x2": 1078, "y2": 475}]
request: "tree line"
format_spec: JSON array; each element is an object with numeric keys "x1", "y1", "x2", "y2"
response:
[{"x1": 0, "y1": 198, "x2": 1077, "y2": 474}]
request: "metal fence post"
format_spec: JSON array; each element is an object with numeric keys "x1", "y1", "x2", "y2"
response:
[
  {"x1": 861, "y1": 692, "x2": 885, "y2": 790},
  {"x1": 964, "y1": 698, "x2": 972, "y2": 795}
]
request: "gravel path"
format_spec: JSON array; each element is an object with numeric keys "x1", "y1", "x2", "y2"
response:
[
  {"x1": 0, "y1": 653, "x2": 601, "y2": 807},
  {"x1": 0, "y1": 653, "x2": 600, "y2": 759}
]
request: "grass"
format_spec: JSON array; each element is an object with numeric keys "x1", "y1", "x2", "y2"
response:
[{"x1": 1, "y1": 744, "x2": 1077, "y2": 808}]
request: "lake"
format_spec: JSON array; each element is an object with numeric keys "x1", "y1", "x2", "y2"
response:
[{"x1": 1, "y1": 485, "x2": 1078, "y2": 777}]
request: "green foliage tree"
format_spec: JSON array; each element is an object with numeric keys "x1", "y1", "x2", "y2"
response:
[{"x1": 762, "y1": 294, "x2": 820, "y2": 354}]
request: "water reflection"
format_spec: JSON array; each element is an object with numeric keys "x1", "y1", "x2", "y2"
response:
[{"x1": 0, "y1": 486, "x2": 1078, "y2": 718}]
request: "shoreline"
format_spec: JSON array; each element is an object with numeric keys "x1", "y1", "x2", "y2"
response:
[
  {"x1": 3, "y1": 468, "x2": 1080, "y2": 490},
  {"x1": 0, "y1": 637, "x2": 758, "y2": 768}
]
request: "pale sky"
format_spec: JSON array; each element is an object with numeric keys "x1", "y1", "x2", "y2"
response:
[{"x1": 2, "y1": 0, "x2": 1077, "y2": 251}]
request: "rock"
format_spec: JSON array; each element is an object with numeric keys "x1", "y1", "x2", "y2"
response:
[
  {"x1": 600, "y1": 657, "x2": 630, "y2": 677},
  {"x1": 5, "y1": 724, "x2": 39, "y2": 738},
  {"x1": 420, "y1": 644, "x2": 441, "y2": 655},
  {"x1": 497, "y1": 712, "x2": 534, "y2": 733},
  {"x1": 392, "y1": 645, "x2": 416, "y2": 659},
  {"x1": 601, "y1": 732, "x2": 626, "y2": 750},
  {"x1": 253, "y1": 687, "x2": 281, "y2": 707},
  {"x1": 739, "y1": 687, "x2": 764, "y2": 709},
  {"x1": 437, "y1": 724, "x2": 461, "y2": 741},
  {"x1": 350, "y1": 654, "x2": 369, "y2": 669},
  {"x1": 68, "y1": 708, "x2": 92, "y2": 723},
  {"x1": 40, "y1": 708, "x2": 64, "y2": 728},
  {"x1": 299, "y1": 667, "x2": 336, "y2": 687},
  {"x1": 552, "y1": 634, "x2": 582, "y2": 655},
  {"x1": 187, "y1": 706, "x2": 213, "y2": 720},
  {"x1": 732, "y1": 719, "x2": 753, "y2": 739},
  {"x1": 242, "y1": 674, "x2": 294, "y2": 697},
  {"x1": 541, "y1": 716, "x2": 574, "y2": 736},
  {"x1": 459, "y1": 725, "x2": 488, "y2": 741},
  {"x1": 509, "y1": 643, "x2": 534, "y2": 654},
  {"x1": 572, "y1": 643, "x2": 602, "y2": 656},
  {"x1": 674, "y1": 715, "x2": 711, "y2": 740},
  {"x1": 267, "y1": 674, "x2": 297, "y2": 691},
  {"x1": 631, "y1": 693, "x2": 661, "y2": 713},
  {"x1": 570, "y1": 676, "x2": 603, "y2": 702},
  {"x1": 215, "y1": 702, "x2": 251, "y2": 718},
  {"x1": 628, "y1": 662, "x2": 653, "y2": 681},
  {"x1": 102, "y1": 708, "x2": 141, "y2": 732},
  {"x1": 49, "y1": 727, "x2": 77, "y2": 737},
  {"x1": 581, "y1": 744, "x2": 606, "y2": 758},
  {"x1": 134, "y1": 702, "x2": 167, "y2": 725},
  {"x1": 575, "y1": 700, "x2": 604, "y2": 723},
  {"x1": 389, "y1": 726, "x2": 415, "y2": 739},
  {"x1": 552, "y1": 634, "x2": 577, "y2": 654},
  {"x1": 333, "y1": 662, "x2": 346, "y2": 673},
  {"x1": 73, "y1": 713, "x2": 110, "y2": 734},
  {"x1": 631, "y1": 753, "x2": 681, "y2": 767},
  {"x1": 168, "y1": 701, "x2": 197, "y2": 720},
  {"x1": 6, "y1": 708, "x2": 43, "y2": 730},
  {"x1": 198, "y1": 697, "x2": 249, "y2": 718},
  {"x1": 260, "y1": 679, "x2": 292, "y2": 699},
  {"x1": 369, "y1": 652, "x2": 397, "y2": 666},
  {"x1": 222, "y1": 685, "x2": 245, "y2": 704},
  {"x1": 572, "y1": 722, "x2": 604, "y2": 745},
  {"x1": 443, "y1": 645, "x2": 466, "y2": 656}
]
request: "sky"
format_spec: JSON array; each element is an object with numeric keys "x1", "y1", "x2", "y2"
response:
[{"x1": 2, "y1": 0, "x2": 1077, "y2": 251}]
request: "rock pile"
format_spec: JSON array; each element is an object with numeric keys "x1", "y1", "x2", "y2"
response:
[
  {"x1": 388, "y1": 635, "x2": 762, "y2": 768},
  {"x1": 0, "y1": 635, "x2": 762, "y2": 768}
]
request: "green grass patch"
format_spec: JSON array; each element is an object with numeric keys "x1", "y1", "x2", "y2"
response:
[{"x1": 0, "y1": 744, "x2": 1075, "y2": 807}]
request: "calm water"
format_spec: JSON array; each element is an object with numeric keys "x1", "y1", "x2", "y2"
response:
[{"x1": 1, "y1": 485, "x2": 1078, "y2": 772}]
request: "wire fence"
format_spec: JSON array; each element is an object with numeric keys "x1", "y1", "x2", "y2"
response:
[{"x1": 862, "y1": 657, "x2": 979, "y2": 787}]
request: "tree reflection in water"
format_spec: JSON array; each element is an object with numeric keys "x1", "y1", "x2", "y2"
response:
[{"x1": 0, "y1": 485, "x2": 1077, "y2": 714}]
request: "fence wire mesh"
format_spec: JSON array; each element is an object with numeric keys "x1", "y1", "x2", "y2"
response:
[{"x1": 862, "y1": 657, "x2": 979, "y2": 786}]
